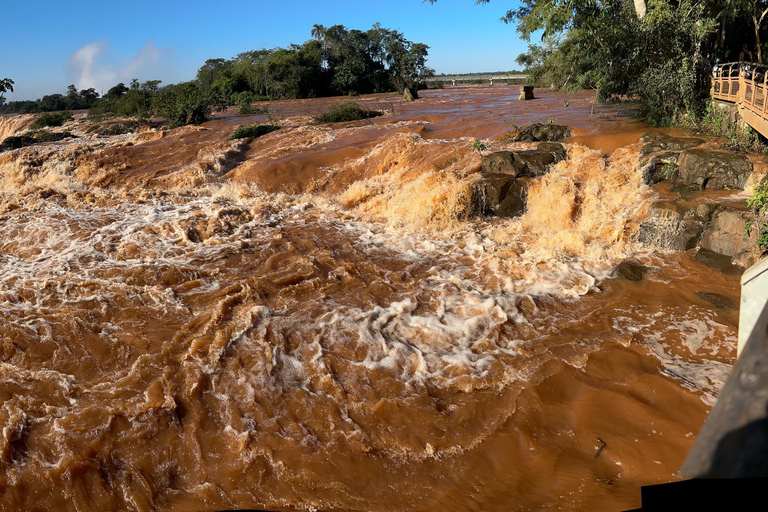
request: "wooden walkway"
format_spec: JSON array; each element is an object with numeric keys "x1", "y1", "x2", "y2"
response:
[{"x1": 711, "y1": 61, "x2": 768, "y2": 137}]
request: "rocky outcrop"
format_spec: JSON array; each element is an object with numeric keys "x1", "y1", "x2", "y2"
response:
[
  {"x1": 403, "y1": 87, "x2": 418, "y2": 102},
  {"x1": 512, "y1": 123, "x2": 572, "y2": 142},
  {"x1": 472, "y1": 175, "x2": 529, "y2": 217},
  {"x1": 635, "y1": 200, "x2": 714, "y2": 250},
  {"x1": 640, "y1": 133, "x2": 704, "y2": 154},
  {"x1": 480, "y1": 143, "x2": 566, "y2": 178},
  {"x1": 472, "y1": 144, "x2": 567, "y2": 218},
  {"x1": 700, "y1": 204, "x2": 760, "y2": 267},
  {"x1": 640, "y1": 151, "x2": 681, "y2": 185},
  {"x1": 674, "y1": 149, "x2": 753, "y2": 190}
]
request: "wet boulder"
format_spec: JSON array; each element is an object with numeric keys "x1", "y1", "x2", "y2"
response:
[
  {"x1": 480, "y1": 143, "x2": 566, "y2": 178},
  {"x1": 403, "y1": 87, "x2": 418, "y2": 102},
  {"x1": 674, "y1": 149, "x2": 753, "y2": 190},
  {"x1": 635, "y1": 200, "x2": 714, "y2": 251},
  {"x1": 700, "y1": 204, "x2": 758, "y2": 267},
  {"x1": 695, "y1": 248, "x2": 741, "y2": 274},
  {"x1": 612, "y1": 261, "x2": 650, "y2": 281},
  {"x1": 471, "y1": 174, "x2": 528, "y2": 218},
  {"x1": 640, "y1": 132, "x2": 704, "y2": 155},
  {"x1": 639, "y1": 151, "x2": 681, "y2": 185},
  {"x1": 512, "y1": 123, "x2": 572, "y2": 142}
]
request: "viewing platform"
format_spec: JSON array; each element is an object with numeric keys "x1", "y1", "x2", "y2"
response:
[{"x1": 711, "y1": 61, "x2": 768, "y2": 138}]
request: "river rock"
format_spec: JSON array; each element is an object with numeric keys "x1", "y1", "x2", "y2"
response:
[
  {"x1": 471, "y1": 174, "x2": 528, "y2": 218},
  {"x1": 512, "y1": 123, "x2": 572, "y2": 142},
  {"x1": 639, "y1": 151, "x2": 681, "y2": 185},
  {"x1": 612, "y1": 261, "x2": 650, "y2": 281},
  {"x1": 695, "y1": 248, "x2": 741, "y2": 274},
  {"x1": 635, "y1": 200, "x2": 714, "y2": 250},
  {"x1": 640, "y1": 132, "x2": 705, "y2": 155},
  {"x1": 701, "y1": 204, "x2": 758, "y2": 264},
  {"x1": 403, "y1": 87, "x2": 418, "y2": 102},
  {"x1": 480, "y1": 143, "x2": 566, "y2": 178},
  {"x1": 674, "y1": 149, "x2": 753, "y2": 190}
]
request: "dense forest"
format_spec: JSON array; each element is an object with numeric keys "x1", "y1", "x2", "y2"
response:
[{"x1": 0, "y1": 24, "x2": 433, "y2": 127}]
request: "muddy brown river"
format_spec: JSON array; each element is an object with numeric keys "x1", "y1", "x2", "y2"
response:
[{"x1": 0, "y1": 87, "x2": 744, "y2": 511}]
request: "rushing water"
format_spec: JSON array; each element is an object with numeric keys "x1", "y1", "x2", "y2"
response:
[{"x1": 0, "y1": 87, "x2": 741, "y2": 511}]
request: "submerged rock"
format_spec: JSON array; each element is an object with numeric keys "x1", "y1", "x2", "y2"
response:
[
  {"x1": 636, "y1": 201, "x2": 714, "y2": 251},
  {"x1": 674, "y1": 149, "x2": 753, "y2": 190},
  {"x1": 612, "y1": 261, "x2": 650, "y2": 281},
  {"x1": 640, "y1": 132, "x2": 704, "y2": 155},
  {"x1": 512, "y1": 123, "x2": 572, "y2": 142},
  {"x1": 696, "y1": 291, "x2": 738, "y2": 309},
  {"x1": 480, "y1": 143, "x2": 566, "y2": 178}
]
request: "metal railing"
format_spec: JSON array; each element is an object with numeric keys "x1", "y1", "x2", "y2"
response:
[{"x1": 711, "y1": 61, "x2": 768, "y2": 137}]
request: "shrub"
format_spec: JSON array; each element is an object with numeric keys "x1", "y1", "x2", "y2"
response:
[
  {"x1": 153, "y1": 82, "x2": 211, "y2": 128},
  {"x1": 316, "y1": 101, "x2": 382, "y2": 123},
  {"x1": 236, "y1": 92, "x2": 268, "y2": 115},
  {"x1": 31, "y1": 111, "x2": 72, "y2": 129},
  {"x1": 747, "y1": 181, "x2": 768, "y2": 252},
  {"x1": 0, "y1": 134, "x2": 36, "y2": 152},
  {"x1": 230, "y1": 124, "x2": 280, "y2": 140},
  {"x1": 34, "y1": 131, "x2": 76, "y2": 142}
]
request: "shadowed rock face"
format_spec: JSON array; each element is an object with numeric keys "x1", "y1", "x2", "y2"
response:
[
  {"x1": 472, "y1": 174, "x2": 529, "y2": 217},
  {"x1": 473, "y1": 144, "x2": 567, "y2": 218},
  {"x1": 512, "y1": 123, "x2": 572, "y2": 142},
  {"x1": 674, "y1": 149, "x2": 753, "y2": 190},
  {"x1": 635, "y1": 201, "x2": 714, "y2": 251}
]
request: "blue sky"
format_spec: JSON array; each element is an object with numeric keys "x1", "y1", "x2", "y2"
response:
[{"x1": 0, "y1": 0, "x2": 530, "y2": 100}]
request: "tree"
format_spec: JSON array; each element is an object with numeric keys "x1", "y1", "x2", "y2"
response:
[{"x1": 0, "y1": 78, "x2": 14, "y2": 101}]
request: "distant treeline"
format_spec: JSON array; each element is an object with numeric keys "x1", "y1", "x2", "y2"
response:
[{"x1": 0, "y1": 24, "x2": 434, "y2": 127}]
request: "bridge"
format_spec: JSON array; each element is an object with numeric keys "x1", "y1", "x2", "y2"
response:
[
  {"x1": 711, "y1": 61, "x2": 768, "y2": 138},
  {"x1": 424, "y1": 73, "x2": 528, "y2": 85}
]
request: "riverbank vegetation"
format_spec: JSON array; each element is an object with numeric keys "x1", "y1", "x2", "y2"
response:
[{"x1": 0, "y1": 23, "x2": 432, "y2": 129}]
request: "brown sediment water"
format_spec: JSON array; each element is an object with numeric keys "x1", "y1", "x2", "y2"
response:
[{"x1": 0, "y1": 86, "x2": 741, "y2": 511}]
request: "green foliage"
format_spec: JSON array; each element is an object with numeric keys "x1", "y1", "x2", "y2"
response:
[
  {"x1": 31, "y1": 111, "x2": 72, "y2": 129},
  {"x1": 152, "y1": 82, "x2": 211, "y2": 128},
  {"x1": 316, "y1": 101, "x2": 382, "y2": 123},
  {"x1": 235, "y1": 92, "x2": 268, "y2": 115},
  {"x1": 747, "y1": 181, "x2": 768, "y2": 251},
  {"x1": 230, "y1": 124, "x2": 281, "y2": 140},
  {"x1": 473, "y1": 141, "x2": 487, "y2": 155}
]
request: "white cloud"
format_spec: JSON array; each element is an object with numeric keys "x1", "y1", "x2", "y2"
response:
[{"x1": 69, "y1": 41, "x2": 168, "y2": 92}]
